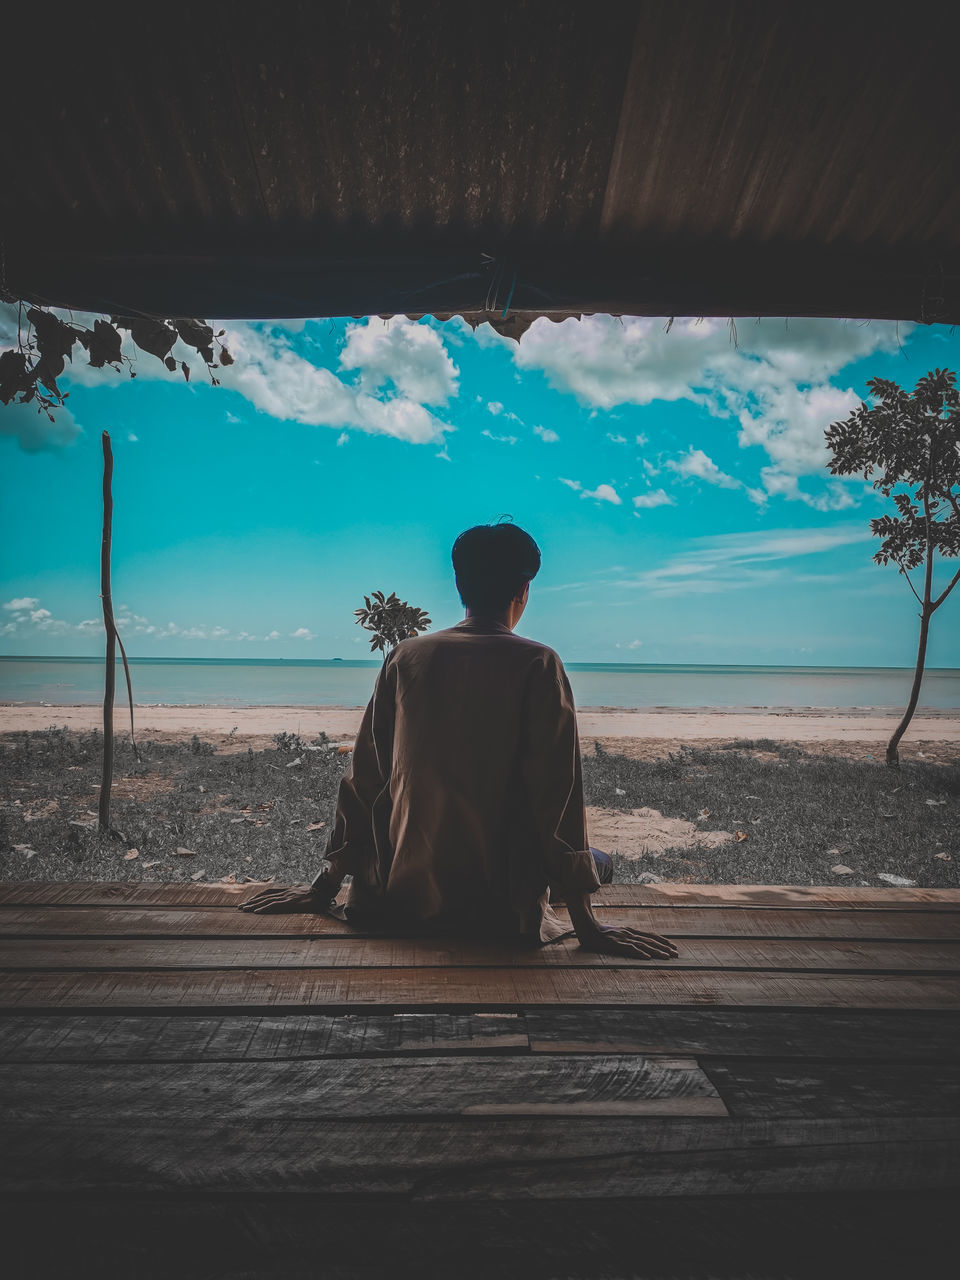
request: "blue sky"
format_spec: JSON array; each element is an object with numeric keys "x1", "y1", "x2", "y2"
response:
[{"x1": 1, "y1": 308, "x2": 958, "y2": 667}]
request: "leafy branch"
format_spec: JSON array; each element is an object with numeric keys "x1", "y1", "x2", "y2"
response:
[
  {"x1": 0, "y1": 302, "x2": 235, "y2": 421},
  {"x1": 354, "y1": 590, "x2": 432, "y2": 658}
]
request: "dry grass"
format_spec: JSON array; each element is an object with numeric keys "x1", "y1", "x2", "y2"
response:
[
  {"x1": 583, "y1": 740, "x2": 959, "y2": 889},
  {"x1": 0, "y1": 727, "x2": 957, "y2": 889}
]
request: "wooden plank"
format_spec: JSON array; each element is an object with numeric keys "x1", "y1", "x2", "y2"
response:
[
  {"x1": 3, "y1": 904, "x2": 958, "y2": 941},
  {"x1": 1, "y1": 1195, "x2": 954, "y2": 1279},
  {"x1": 2, "y1": 967, "x2": 958, "y2": 1009},
  {"x1": 2, "y1": 935, "x2": 957, "y2": 972},
  {"x1": 0, "y1": 906, "x2": 364, "y2": 938},
  {"x1": 0, "y1": 882, "x2": 257, "y2": 907},
  {"x1": 0, "y1": 1012, "x2": 529, "y2": 1063},
  {"x1": 525, "y1": 1008, "x2": 960, "y2": 1059},
  {"x1": 6, "y1": 1009, "x2": 959, "y2": 1064},
  {"x1": 1, "y1": 1115, "x2": 956, "y2": 1197},
  {"x1": 594, "y1": 884, "x2": 960, "y2": 910},
  {"x1": 700, "y1": 1058, "x2": 960, "y2": 1118},
  {"x1": 606, "y1": 885, "x2": 960, "y2": 908},
  {"x1": 0, "y1": 1054, "x2": 727, "y2": 1120},
  {"x1": 3, "y1": 880, "x2": 959, "y2": 910}
]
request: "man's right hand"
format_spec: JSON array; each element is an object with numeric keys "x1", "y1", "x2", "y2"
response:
[
  {"x1": 563, "y1": 890, "x2": 679, "y2": 960},
  {"x1": 238, "y1": 877, "x2": 338, "y2": 914},
  {"x1": 576, "y1": 922, "x2": 679, "y2": 960}
]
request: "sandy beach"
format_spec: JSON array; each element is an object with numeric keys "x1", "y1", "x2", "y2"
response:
[{"x1": 2, "y1": 703, "x2": 958, "y2": 763}]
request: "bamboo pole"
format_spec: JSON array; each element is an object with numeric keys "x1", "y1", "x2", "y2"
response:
[{"x1": 98, "y1": 432, "x2": 116, "y2": 832}]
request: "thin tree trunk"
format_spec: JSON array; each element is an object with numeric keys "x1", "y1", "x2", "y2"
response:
[
  {"x1": 886, "y1": 605, "x2": 932, "y2": 767},
  {"x1": 98, "y1": 432, "x2": 116, "y2": 832},
  {"x1": 886, "y1": 515, "x2": 936, "y2": 768}
]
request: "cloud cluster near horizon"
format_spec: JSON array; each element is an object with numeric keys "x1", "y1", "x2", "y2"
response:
[{"x1": 1, "y1": 597, "x2": 316, "y2": 644}]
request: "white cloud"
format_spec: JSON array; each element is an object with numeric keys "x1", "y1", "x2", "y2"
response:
[
  {"x1": 0, "y1": 400, "x2": 82, "y2": 453},
  {"x1": 606, "y1": 433, "x2": 628, "y2": 444},
  {"x1": 614, "y1": 638, "x2": 644, "y2": 650},
  {"x1": 127, "y1": 432, "x2": 139, "y2": 443},
  {"x1": 481, "y1": 428, "x2": 518, "y2": 445},
  {"x1": 759, "y1": 467, "x2": 860, "y2": 512},
  {"x1": 533, "y1": 425, "x2": 559, "y2": 443},
  {"x1": 511, "y1": 315, "x2": 907, "y2": 501},
  {"x1": 515, "y1": 316, "x2": 722, "y2": 408},
  {"x1": 220, "y1": 324, "x2": 453, "y2": 445},
  {"x1": 515, "y1": 315, "x2": 901, "y2": 414},
  {"x1": 581, "y1": 483, "x2": 622, "y2": 505},
  {"x1": 0, "y1": 303, "x2": 22, "y2": 348},
  {"x1": 336, "y1": 432, "x2": 349, "y2": 446},
  {"x1": 598, "y1": 526, "x2": 869, "y2": 597},
  {"x1": 632, "y1": 489, "x2": 675, "y2": 509},
  {"x1": 559, "y1": 477, "x2": 582, "y2": 491},
  {"x1": 736, "y1": 383, "x2": 859, "y2": 475},
  {"x1": 699, "y1": 526, "x2": 871, "y2": 562},
  {"x1": 666, "y1": 448, "x2": 740, "y2": 490},
  {"x1": 486, "y1": 399, "x2": 522, "y2": 423},
  {"x1": 0, "y1": 597, "x2": 318, "y2": 645},
  {"x1": 339, "y1": 316, "x2": 458, "y2": 405}
]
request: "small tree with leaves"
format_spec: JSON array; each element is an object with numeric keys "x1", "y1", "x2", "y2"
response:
[
  {"x1": 826, "y1": 369, "x2": 960, "y2": 767},
  {"x1": 354, "y1": 590, "x2": 431, "y2": 659}
]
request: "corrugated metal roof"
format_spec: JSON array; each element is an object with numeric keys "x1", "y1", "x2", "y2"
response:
[{"x1": 3, "y1": 1, "x2": 959, "y2": 322}]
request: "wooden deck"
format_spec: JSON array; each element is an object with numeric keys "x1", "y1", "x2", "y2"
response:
[{"x1": 1, "y1": 880, "x2": 959, "y2": 1279}]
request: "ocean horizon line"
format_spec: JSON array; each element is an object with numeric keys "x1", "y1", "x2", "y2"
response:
[
  {"x1": 3, "y1": 655, "x2": 957, "y2": 711},
  {"x1": 2, "y1": 654, "x2": 958, "y2": 675}
]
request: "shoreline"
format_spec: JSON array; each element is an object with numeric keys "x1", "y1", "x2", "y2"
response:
[
  {"x1": 2, "y1": 702, "x2": 958, "y2": 749},
  {"x1": 4, "y1": 700, "x2": 957, "y2": 717}
]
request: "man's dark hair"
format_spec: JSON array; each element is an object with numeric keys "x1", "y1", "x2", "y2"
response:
[{"x1": 452, "y1": 520, "x2": 541, "y2": 613}]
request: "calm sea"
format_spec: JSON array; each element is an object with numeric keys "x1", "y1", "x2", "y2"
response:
[{"x1": 1, "y1": 656, "x2": 958, "y2": 711}]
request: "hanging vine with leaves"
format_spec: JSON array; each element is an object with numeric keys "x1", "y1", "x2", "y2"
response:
[{"x1": 0, "y1": 303, "x2": 235, "y2": 421}]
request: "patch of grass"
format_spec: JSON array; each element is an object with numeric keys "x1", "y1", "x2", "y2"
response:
[
  {"x1": 0, "y1": 726, "x2": 349, "y2": 886},
  {"x1": 582, "y1": 742, "x2": 959, "y2": 889},
  {"x1": 1, "y1": 728, "x2": 957, "y2": 890}
]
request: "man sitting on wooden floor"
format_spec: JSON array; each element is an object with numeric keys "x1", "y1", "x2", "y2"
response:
[{"x1": 241, "y1": 521, "x2": 679, "y2": 961}]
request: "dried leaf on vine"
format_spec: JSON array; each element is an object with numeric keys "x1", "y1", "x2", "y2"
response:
[
  {"x1": 176, "y1": 319, "x2": 215, "y2": 364},
  {"x1": 85, "y1": 320, "x2": 124, "y2": 369}
]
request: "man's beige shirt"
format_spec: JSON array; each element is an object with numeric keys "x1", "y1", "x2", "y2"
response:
[{"x1": 321, "y1": 616, "x2": 601, "y2": 943}]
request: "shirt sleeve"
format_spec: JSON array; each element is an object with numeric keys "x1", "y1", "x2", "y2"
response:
[
  {"x1": 519, "y1": 649, "x2": 601, "y2": 895},
  {"x1": 311, "y1": 653, "x2": 397, "y2": 887}
]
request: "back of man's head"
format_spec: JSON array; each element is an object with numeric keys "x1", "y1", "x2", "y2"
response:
[{"x1": 452, "y1": 520, "x2": 541, "y2": 614}]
